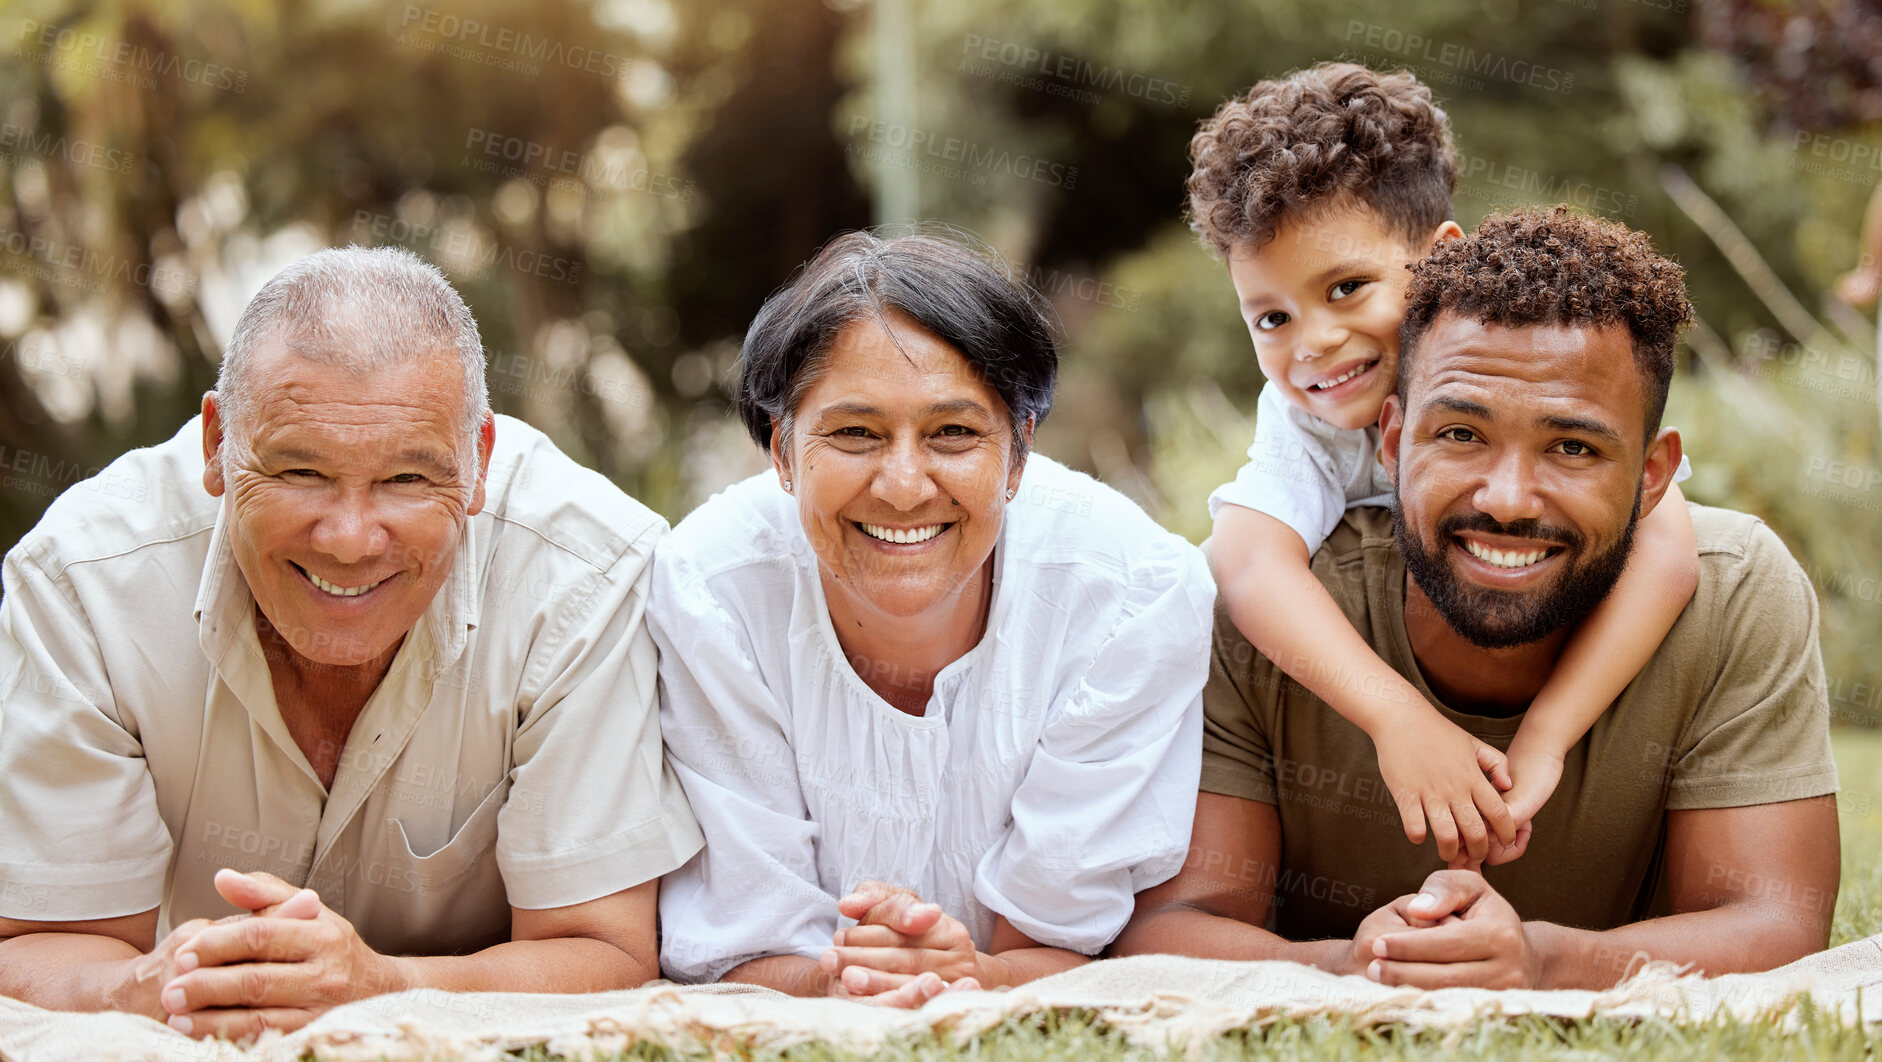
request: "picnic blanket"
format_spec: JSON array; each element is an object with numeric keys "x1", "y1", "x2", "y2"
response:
[{"x1": 5, "y1": 934, "x2": 1882, "y2": 1062}]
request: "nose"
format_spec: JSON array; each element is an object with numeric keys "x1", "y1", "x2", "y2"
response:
[
  {"x1": 1471, "y1": 448, "x2": 1547, "y2": 526},
  {"x1": 309, "y1": 485, "x2": 391, "y2": 566},
  {"x1": 870, "y1": 435, "x2": 939, "y2": 513},
  {"x1": 1295, "y1": 309, "x2": 1347, "y2": 362}
]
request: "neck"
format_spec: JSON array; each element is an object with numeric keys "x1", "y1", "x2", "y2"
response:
[
  {"x1": 822, "y1": 559, "x2": 995, "y2": 715},
  {"x1": 256, "y1": 612, "x2": 401, "y2": 705},
  {"x1": 1402, "y1": 575, "x2": 1568, "y2": 717}
]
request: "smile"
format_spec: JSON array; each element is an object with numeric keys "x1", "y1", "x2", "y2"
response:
[
  {"x1": 857, "y1": 522, "x2": 949, "y2": 544},
  {"x1": 1309, "y1": 359, "x2": 1378, "y2": 391},
  {"x1": 1459, "y1": 539, "x2": 1555, "y2": 569},
  {"x1": 297, "y1": 564, "x2": 386, "y2": 597}
]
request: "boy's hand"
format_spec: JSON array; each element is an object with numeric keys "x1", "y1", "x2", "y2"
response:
[
  {"x1": 1836, "y1": 268, "x2": 1881, "y2": 307},
  {"x1": 1479, "y1": 742, "x2": 1566, "y2": 866},
  {"x1": 1372, "y1": 710, "x2": 1515, "y2": 865}
]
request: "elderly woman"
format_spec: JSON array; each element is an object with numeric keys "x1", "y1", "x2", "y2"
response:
[{"x1": 652, "y1": 231, "x2": 1214, "y2": 1007}]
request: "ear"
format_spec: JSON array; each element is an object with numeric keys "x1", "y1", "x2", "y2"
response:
[
  {"x1": 201, "y1": 392, "x2": 227, "y2": 497},
  {"x1": 1378, "y1": 393, "x2": 1404, "y2": 488},
  {"x1": 1638, "y1": 427, "x2": 1681, "y2": 517},
  {"x1": 466, "y1": 413, "x2": 497, "y2": 517},
  {"x1": 1006, "y1": 417, "x2": 1034, "y2": 498},
  {"x1": 768, "y1": 418, "x2": 791, "y2": 489},
  {"x1": 1425, "y1": 219, "x2": 1465, "y2": 252}
]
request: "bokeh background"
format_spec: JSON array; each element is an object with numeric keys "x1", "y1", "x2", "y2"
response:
[{"x1": 0, "y1": 0, "x2": 1878, "y2": 728}]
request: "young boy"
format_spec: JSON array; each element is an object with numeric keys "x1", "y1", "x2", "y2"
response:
[{"x1": 1190, "y1": 62, "x2": 1698, "y2": 866}]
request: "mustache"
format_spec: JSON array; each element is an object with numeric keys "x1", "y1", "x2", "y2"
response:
[{"x1": 1437, "y1": 511, "x2": 1583, "y2": 550}]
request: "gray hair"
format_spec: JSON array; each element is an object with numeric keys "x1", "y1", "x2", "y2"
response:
[{"x1": 215, "y1": 245, "x2": 490, "y2": 484}]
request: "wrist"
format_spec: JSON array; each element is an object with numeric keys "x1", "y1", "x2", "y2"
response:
[
  {"x1": 972, "y1": 949, "x2": 1009, "y2": 989},
  {"x1": 374, "y1": 953, "x2": 420, "y2": 997}
]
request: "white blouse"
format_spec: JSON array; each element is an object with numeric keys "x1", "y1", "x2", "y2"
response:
[{"x1": 652, "y1": 455, "x2": 1216, "y2": 984}]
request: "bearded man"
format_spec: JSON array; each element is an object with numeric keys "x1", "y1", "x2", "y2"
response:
[{"x1": 1116, "y1": 208, "x2": 1840, "y2": 988}]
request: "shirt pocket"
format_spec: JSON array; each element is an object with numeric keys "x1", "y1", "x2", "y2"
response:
[{"x1": 384, "y1": 776, "x2": 511, "y2": 894}]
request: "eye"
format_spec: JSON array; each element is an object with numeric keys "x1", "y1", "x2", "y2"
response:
[
  {"x1": 1329, "y1": 279, "x2": 1367, "y2": 301},
  {"x1": 1438, "y1": 426, "x2": 1479, "y2": 444},
  {"x1": 938, "y1": 424, "x2": 971, "y2": 436},
  {"x1": 1552, "y1": 439, "x2": 1597, "y2": 457},
  {"x1": 281, "y1": 468, "x2": 322, "y2": 479},
  {"x1": 388, "y1": 472, "x2": 429, "y2": 485},
  {"x1": 1253, "y1": 310, "x2": 1290, "y2": 332}
]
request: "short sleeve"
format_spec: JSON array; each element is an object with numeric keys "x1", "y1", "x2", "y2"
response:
[
  {"x1": 1198, "y1": 593, "x2": 1282, "y2": 805},
  {"x1": 0, "y1": 545, "x2": 173, "y2": 921},
  {"x1": 1665, "y1": 520, "x2": 1839, "y2": 810},
  {"x1": 972, "y1": 536, "x2": 1213, "y2": 954},
  {"x1": 651, "y1": 555, "x2": 834, "y2": 983},
  {"x1": 1207, "y1": 386, "x2": 1381, "y2": 554},
  {"x1": 497, "y1": 524, "x2": 704, "y2": 910}
]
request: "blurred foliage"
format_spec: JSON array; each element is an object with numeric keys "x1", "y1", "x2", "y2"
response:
[{"x1": 0, "y1": 0, "x2": 1877, "y2": 718}]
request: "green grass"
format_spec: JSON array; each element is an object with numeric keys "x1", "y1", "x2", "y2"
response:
[{"x1": 322, "y1": 729, "x2": 1882, "y2": 1060}]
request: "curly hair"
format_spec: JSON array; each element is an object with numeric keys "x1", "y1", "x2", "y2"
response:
[
  {"x1": 1187, "y1": 62, "x2": 1458, "y2": 258},
  {"x1": 1400, "y1": 207, "x2": 1694, "y2": 440}
]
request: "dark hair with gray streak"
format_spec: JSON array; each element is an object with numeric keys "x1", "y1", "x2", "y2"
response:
[{"x1": 736, "y1": 229, "x2": 1059, "y2": 458}]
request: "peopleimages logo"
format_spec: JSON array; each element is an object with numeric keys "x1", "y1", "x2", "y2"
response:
[{"x1": 397, "y1": 6, "x2": 624, "y2": 79}]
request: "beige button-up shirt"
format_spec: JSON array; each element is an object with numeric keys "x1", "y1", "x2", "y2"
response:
[{"x1": 0, "y1": 415, "x2": 702, "y2": 956}]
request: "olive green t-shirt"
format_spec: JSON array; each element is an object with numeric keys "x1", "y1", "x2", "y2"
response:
[{"x1": 1202, "y1": 504, "x2": 1840, "y2": 942}]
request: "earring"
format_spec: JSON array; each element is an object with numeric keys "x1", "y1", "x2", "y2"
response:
[
  {"x1": 1006, "y1": 487, "x2": 1016, "y2": 500},
  {"x1": 782, "y1": 478, "x2": 792, "y2": 492}
]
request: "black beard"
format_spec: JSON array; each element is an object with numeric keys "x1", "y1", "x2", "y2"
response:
[{"x1": 1392, "y1": 495, "x2": 1640, "y2": 650}]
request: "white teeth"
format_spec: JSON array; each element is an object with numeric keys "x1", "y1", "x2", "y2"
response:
[
  {"x1": 306, "y1": 569, "x2": 384, "y2": 597},
  {"x1": 1461, "y1": 540, "x2": 1548, "y2": 569},
  {"x1": 1311, "y1": 362, "x2": 1372, "y2": 390},
  {"x1": 859, "y1": 522, "x2": 945, "y2": 544}
]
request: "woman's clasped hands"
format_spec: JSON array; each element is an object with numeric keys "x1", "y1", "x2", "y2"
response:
[{"x1": 819, "y1": 881, "x2": 987, "y2": 1008}]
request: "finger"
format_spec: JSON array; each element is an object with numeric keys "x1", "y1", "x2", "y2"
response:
[
  {"x1": 1405, "y1": 869, "x2": 1489, "y2": 921},
  {"x1": 1373, "y1": 921, "x2": 1497, "y2": 964},
  {"x1": 166, "y1": 1006, "x2": 317, "y2": 1043},
  {"x1": 823, "y1": 946, "x2": 948, "y2": 977},
  {"x1": 852, "y1": 891, "x2": 944, "y2": 937},
  {"x1": 861, "y1": 971, "x2": 948, "y2": 1009},
  {"x1": 834, "y1": 924, "x2": 915, "y2": 949},
  {"x1": 941, "y1": 976, "x2": 983, "y2": 994},
  {"x1": 1474, "y1": 742, "x2": 1511, "y2": 791},
  {"x1": 1398, "y1": 798, "x2": 1427, "y2": 846},
  {"x1": 836, "y1": 880, "x2": 902, "y2": 921},
  {"x1": 838, "y1": 963, "x2": 918, "y2": 997},
  {"x1": 164, "y1": 962, "x2": 320, "y2": 1014},
  {"x1": 175, "y1": 916, "x2": 331, "y2": 972},
  {"x1": 212, "y1": 869, "x2": 303, "y2": 914},
  {"x1": 1369, "y1": 957, "x2": 1518, "y2": 990},
  {"x1": 1449, "y1": 800, "x2": 1489, "y2": 864},
  {"x1": 1425, "y1": 801, "x2": 1460, "y2": 864},
  {"x1": 272, "y1": 888, "x2": 322, "y2": 920},
  {"x1": 1471, "y1": 778, "x2": 1516, "y2": 845}
]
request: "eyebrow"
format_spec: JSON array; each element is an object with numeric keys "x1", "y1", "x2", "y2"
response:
[
  {"x1": 1423, "y1": 397, "x2": 1625, "y2": 445},
  {"x1": 1238, "y1": 258, "x2": 1385, "y2": 314},
  {"x1": 268, "y1": 446, "x2": 459, "y2": 479},
  {"x1": 813, "y1": 399, "x2": 995, "y2": 420}
]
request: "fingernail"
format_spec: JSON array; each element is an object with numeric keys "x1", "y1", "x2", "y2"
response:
[
  {"x1": 818, "y1": 950, "x2": 836, "y2": 973},
  {"x1": 843, "y1": 966, "x2": 867, "y2": 988},
  {"x1": 168, "y1": 1014, "x2": 192, "y2": 1035},
  {"x1": 1373, "y1": 938, "x2": 1388, "y2": 957},
  {"x1": 1367, "y1": 960, "x2": 1382, "y2": 982},
  {"x1": 162, "y1": 987, "x2": 186, "y2": 1013},
  {"x1": 1410, "y1": 892, "x2": 1438, "y2": 910},
  {"x1": 175, "y1": 951, "x2": 197, "y2": 973}
]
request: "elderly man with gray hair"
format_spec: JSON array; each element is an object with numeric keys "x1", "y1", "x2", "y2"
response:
[{"x1": 0, "y1": 246, "x2": 702, "y2": 1039}]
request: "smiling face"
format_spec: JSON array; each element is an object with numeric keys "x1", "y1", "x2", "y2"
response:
[
  {"x1": 772, "y1": 311, "x2": 1025, "y2": 633},
  {"x1": 1381, "y1": 314, "x2": 1678, "y2": 649},
  {"x1": 1228, "y1": 203, "x2": 1459, "y2": 431},
  {"x1": 203, "y1": 340, "x2": 492, "y2": 670}
]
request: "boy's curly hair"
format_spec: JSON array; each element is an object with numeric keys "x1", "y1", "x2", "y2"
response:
[
  {"x1": 1400, "y1": 206, "x2": 1693, "y2": 440},
  {"x1": 1187, "y1": 62, "x2": 1458, "y2": 258}
]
